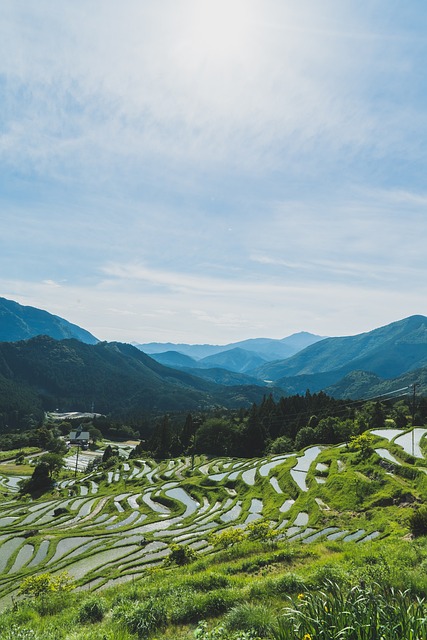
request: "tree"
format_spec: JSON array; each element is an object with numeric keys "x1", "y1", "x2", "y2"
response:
[
  {"x1": 23, "y1": 461, "x2": 52, "y2": 493},
  {"x1": 88, "y1": 426, "x2": 103, "y2": 445},
  {"x1": 34, "y1": 426, "x2": 54, "y2": 449},
  {"x1": 38, "y1": 453, "x2": 64, "y2": 477},
  {"x1": 295, "y1": 426, "x2": 316, "y2": 451},
  {"x1": 155, "y1": 415, "x2": 172, "y2": 459},
  {"x1": 349, "y1": 433, "x2": 374, "y2": 458},
  {"x1": 243, "y1": 404, "x2": 268, "y2": 456},
  {"x1": 180, "y1": 413, "x2": 196, "y2": 451},
  {"x1": 392, "y1": 401, "x2": 409, "y2": 429},
  {"x1": 357, "y1": 401, "x2": 386, "y2": 431},
  {"x1": 266, "y1": 436, "x2": 293, "y2": 454},
  {"x1": 102, "y1": 444, "x2": 114, "y2": 463},
  {"x1": 195, "y1": 418, "x2": 239, "y2": 456}
]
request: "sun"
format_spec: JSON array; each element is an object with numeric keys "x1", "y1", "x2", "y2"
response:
[{"x1": 185, "y1": 0, "x2": 254, "y2": 64}]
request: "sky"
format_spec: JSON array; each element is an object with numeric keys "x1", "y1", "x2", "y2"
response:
[{"x1": 1, "y1": 1, "x2": 427, "y2": 345}]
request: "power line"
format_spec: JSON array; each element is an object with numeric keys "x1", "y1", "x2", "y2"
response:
[{"x1": 359, "y1": 386, "x2": 411, "y2": 403}]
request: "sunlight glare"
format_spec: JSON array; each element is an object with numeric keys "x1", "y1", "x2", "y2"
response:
[{"x1": 187, "y1": 0, "x2": 254, "y2": 63}]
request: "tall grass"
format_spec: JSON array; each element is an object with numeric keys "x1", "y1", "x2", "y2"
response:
[{"x1": 271, "y1": 580, "x2": 427, "y2": 640}]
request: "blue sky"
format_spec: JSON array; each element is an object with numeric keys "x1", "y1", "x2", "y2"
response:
[{"x1": 1, "y1": 1, "x2": 427, "y2": 344}]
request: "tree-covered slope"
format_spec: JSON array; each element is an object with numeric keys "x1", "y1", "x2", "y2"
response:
[
  {"x1": 0, "y1": 336, "x2": 271, "y2": 416},
  {"x1": 255, "y1": 315, "x2": 427, "y2": 382},
  {"x1": 0, "y1": 297, "x2": 98, "y2": 344},
  {"x1": 198, "y1": 347, "x2": 267, "y2": 373}
]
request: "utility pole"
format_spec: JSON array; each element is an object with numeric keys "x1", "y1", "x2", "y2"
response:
[
  {"x1": 412, "y1": 383, "x2": 417, "y2": 457},
  {"x1": 74, "y1": 444, "x2": 80, "y2": 478}
]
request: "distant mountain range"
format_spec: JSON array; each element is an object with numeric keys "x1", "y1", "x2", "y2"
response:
[
  {"x1": 252, "y1": 315, "x2": 427, "y2": 398},
  {"x1": 0, "y1": 297, "x2": 98, "y2": 344},
  {"x1": 1, "y1": 297, "x2": 427, "y2": 408},
  {"x1": 135, "y1": 332, "x2": 324, "y2": 362}
]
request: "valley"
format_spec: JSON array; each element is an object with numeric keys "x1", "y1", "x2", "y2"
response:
[{"x1": 2, "y1": 302, "x2": 427, "y2": 637}]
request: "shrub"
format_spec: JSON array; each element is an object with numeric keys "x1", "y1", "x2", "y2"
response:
[
  {"x1": 308, "y1": 563, "x2": 350, "y2": 588},
  {"x1": 77, "y1": 596, "x2": 107, "y2": 623},
  {"x1": 409, "y1": 505, "x2": 427, "y2": 537},
  {"x1": 185, "y1": 572, "x2": 231, "y2": 591},
  {"x1": 19, "y1": 572, "x2": 74, "y2": 598},
  {"x1": 169, "y1": 588, "x2": 241, "y2": 625},
  {"x1": 168, "y1": 543, "x2": 197, "y2": 565},
  {"x1": 112, "y1": 598, "x2": 167, "y2": 637},
  {"x1": 269, "y1": 572, "x2": 307, "y2": 595},
  {"x1": 246, "y1": 520, "x2": 276, "y2": 543},
  {"x1": 209, "y1": 529, "x2": 245, "y2": 549},
  {"x1": 225, "y1": 602, "x2": 275, "y2": 636}
]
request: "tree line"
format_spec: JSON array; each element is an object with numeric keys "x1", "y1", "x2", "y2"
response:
[{"x1": 136, "y1": 392, "x2": 423, "y2": 459}]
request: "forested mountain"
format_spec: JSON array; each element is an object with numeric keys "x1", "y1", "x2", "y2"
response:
[
  {"x1": 150, "y1": 351, "x2": 198, "y2": 368},
  {"x1": 255, "y1": 315, "x2": 427, "y2": 383},
  {"x1": 152, "y1": 347, "x2": 267, "y2": 374},
  {"x1": 0, "y1": 297, "x2": 98, "y2": 344},
  {"x1": 1, "y1": 299, "x2": 427, "y2": 412},
  {"x1": 0, "y1": 336, "x2": 273, "y2": 420},
  {"x1": 136, "y1": 331, "x2": 323, "y2": 362}
]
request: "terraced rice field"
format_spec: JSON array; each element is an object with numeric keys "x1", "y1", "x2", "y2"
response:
[{"x1": 0, "y1": 427, "x2": 425, "y2": 608}]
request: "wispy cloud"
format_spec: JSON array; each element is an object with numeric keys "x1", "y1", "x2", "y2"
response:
[
  {"x1": 1, "y1": 2, "x2": 427, "y2": 343},
  {"x1": 0, "y1": 1, "x2": 422, "y2": 181}
]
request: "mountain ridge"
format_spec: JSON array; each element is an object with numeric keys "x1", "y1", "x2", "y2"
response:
[
  {"x1": 0, "y1": 336, "x2": 275, "y2": 418},
  {"x1": 0, "y1": 297, "x2": 98, "y2": 344},
  {"x1": 135, "y1": 331, "x2": 324, "y2": 361},
  {"x1": 254, "y1": 315, "x2": 427, "y2": 382}
]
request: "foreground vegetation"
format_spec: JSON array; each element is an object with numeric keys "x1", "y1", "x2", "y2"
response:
[
  {"x1": 1, "y1": 395, "x2": 427, "y2": 638},
  {"x1": 3, "y1": 534, "x2": 427, "y2": 639}
]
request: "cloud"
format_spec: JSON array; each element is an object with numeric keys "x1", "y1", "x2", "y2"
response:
[
  {"x1": 1, "y1": 269, "x2": 426, "y2": 345},
  {"x1": 1, "y1": 2, "x2": 427, "y2": 345},
  {"x1": 0, "y1": 0, "x2": 423, "y2": 183}
]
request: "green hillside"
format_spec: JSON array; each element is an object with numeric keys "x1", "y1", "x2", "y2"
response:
[
  {"x1": 0, "y1": 426, "x2": 427, "y2": 638},
  {"x1": 256, "y1": 315, "x2": 427, "y2": 382},
  {"x1": 0, "y1": 297, "x2": 98, "y2": 344},
  {"x1": 0, "y1": 336, "x2": 272, "y2": 417}
]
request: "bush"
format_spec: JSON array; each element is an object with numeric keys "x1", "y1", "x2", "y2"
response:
[
  {"x1": 246, "y1": 520, "x2": 276, "y2": 543},
  {"x1": 409, "y1": 505, "x2": 427, "y2": 537},
  {"x1": 225, "y1": 602, "x2": 275, "y2": 636},
  {"x1": 168, "y1": 543, "x2": 197, "y2": 565},
  {"x1": 308, "y1": 563, "x2": 350, "y2": 588},
  {"x1": 112, "y1": 598, "x2": 167, "y2": 637},
  {"x1": 269, "y1": 572, "x2": 307, "y2": 595},
  {"x1": 185, "y1": 572, "x2": 231, "y2": 591},
  {"x1": 19, "y1": 572, "x2": 74, "y2": 598},
  {"x1": 77, "y1": 596, "x2": 107, "y2": 623},
  {"x1": 209, "y1": 529, "x2": 245, "y2": 549},
  {"x1": 169, "y1": 588, "x2": 242, "y2": 624}
]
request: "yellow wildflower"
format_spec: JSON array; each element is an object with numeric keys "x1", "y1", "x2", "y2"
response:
[
  {"x1": 302, "y1": 634, "x2": 312, "y2": 640},
  {"x1": 297, "y1": 592, "x2": 305, "y2": 600}
]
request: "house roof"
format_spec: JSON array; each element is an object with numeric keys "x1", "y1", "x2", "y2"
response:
[{"x1": 69, "y1": 431, "x2": 90, "y2": 441}]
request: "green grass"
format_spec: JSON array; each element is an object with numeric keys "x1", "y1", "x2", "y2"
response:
[
  {"x1": 1, "y1": 430, "x2": 427, "y2": 637},
  {"x1": 3, "y1": 536, "x2": 427, "y2": 639}
]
